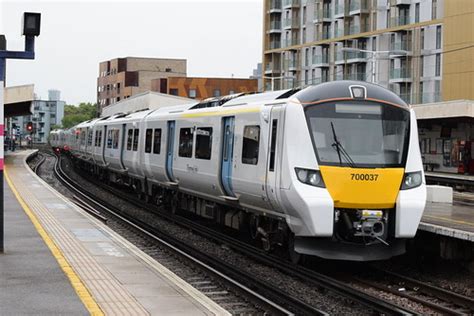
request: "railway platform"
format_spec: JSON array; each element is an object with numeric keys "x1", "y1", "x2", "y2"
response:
[
  {"x1": 425, "y1": 171, "x2": 474, "y2": 186},
  {"x1": 420, "y1": 202, "x2": 474, "y2": 242},
  {"x1": 1, "y1": 150, "x2": 229, "y2": 315}
]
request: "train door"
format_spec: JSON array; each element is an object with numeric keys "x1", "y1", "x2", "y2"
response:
[
  {"x1": 101, "y1": 125, "x2": 107, "y2": 165},
  {"x1": 166, "y1": 121, "x2": 176, "y2": 182},
  {"x1": 221, "y1": 116, "x2": 235, "y2": 197},
  {"x1": 265, "y1": 105, "x2": 284, "y2": 210},
  {"x1": 120, "y1": 124, "x2": 127, "y2": 170}
]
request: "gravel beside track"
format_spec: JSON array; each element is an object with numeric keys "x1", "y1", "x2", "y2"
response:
[{"x1": 34, "y1": 151, "x2": 474, "y2": 315}]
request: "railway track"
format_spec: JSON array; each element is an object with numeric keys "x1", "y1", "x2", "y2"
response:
[
  {"x1": 351, "y1": 266, "x2": 474, "y2": 315},
  {"x1": 50, "y1": 153, "x2": 426, "y2": 315},
  {"x1": 49, "y1": 153, "x2": 323, "y2": 316}
]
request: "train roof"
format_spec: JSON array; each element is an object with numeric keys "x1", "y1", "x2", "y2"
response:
[{"x1": 293, "y1": 81, "x2": 409, "y2": 108}]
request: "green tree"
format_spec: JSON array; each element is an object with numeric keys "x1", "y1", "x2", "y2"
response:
[{"x1": 62, "y1": 102, "x2": 97, "y2": 128}]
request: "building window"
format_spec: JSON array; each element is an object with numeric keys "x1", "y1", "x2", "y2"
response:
[
  {"x1": 229, "y1": 90, "x2": 235, "y2": 95},
  {"x1": 166, "y1": 68, "x2": 172, "y2": 72},
  {"x1": 133, "y1": 129, "x2": 139, "y2": 151},
  {"x1": 169, "y1": 89, "x2": 178, "y2": 96},
  {"x1": 195, "y1": 127, "x2": 212, "y2": 160},
  {"x1": 145, "y1": 129, "x2": 153, "y2": 153},
  {"x1": 420, "y1": 28, "x2": 425, "y2": 50},
  {"x1": 242, "y1": 125, "x2": 260, "y2": 165},
  {"x1": 189, "y1": 89, "x2": 197, "y2": 99},
  {"x1": 436, "y1": 25, "x2": 442, "y2": 49},
  {"x1": 127, "y1": 129, "x2": 133, "y2": 150},
  {"x1": 432, "y1": 0, "x2": 437, "y2": 19},
  {"x1": 213, "y1": 89, "x2": 221, "y2": 97},
  {"x1": 419, "y1": 82, "x2": 424, "y2": 103},
  {"x1": 179, "y1": 128, "x2": 193, "y2": 158},
  {"x1": 435, "y1": 53, "x2": 441, "y2": 77},
  {"x1": 420, "y1": 56, "x2": 424, "y2": 77},
  {"x1": 153, "y1": 128, "x2": 161, "y2": 154},
  {"x1": 415, "y1": 3, "x2": 420, "y2": 23}
]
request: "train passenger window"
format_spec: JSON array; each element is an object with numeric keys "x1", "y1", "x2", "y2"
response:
[
  {"x1": 179, "y1": 128, "x2": 193, "y2": 158},
  {"x1": 153, "y1": 129, "x2": 162, "y2": 154},
  {"x1": 107, "y1": 130, "x2": 112, "y2": 148},
  {"x1": 127, "y1": 129, "x2": 133, "y2": 150},
  {"x1": 242, "y1": 125, "x2": 260, "y2": 165},
  {"x1": 195, "y1": 127, "x2": 212, "y2": 160},
  {"x1": 94, "y1": 131, "x2": 98, "y2": 146},
  {"x1": 87, "y1": 130, "x2": 93, "y2": 146},
  {"x1": 145, "y1": 129, "x2": 153, "y2": 153},
  {"x1": 112, "y1": 129, "x2": 119, "y2": 149},
  {"x1": 133, "y1": 129, "x2": 139, "y2": 151},
  {"x1": 97, "y1": 130, "x2": 102, "y2": 147},
  {"x1": 269, "y1": 120, "x2": 278, "y2": 171}
]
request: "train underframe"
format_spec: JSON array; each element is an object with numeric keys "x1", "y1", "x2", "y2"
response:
[{"x1": 71, "y1": 155, "x2": 301, "y2": 261}]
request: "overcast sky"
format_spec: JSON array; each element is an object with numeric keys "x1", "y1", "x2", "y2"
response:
[{"x1": 0, "y1": 0, "x2": 263, "y2": 104}]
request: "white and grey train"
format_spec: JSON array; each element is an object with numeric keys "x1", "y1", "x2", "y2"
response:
[{"x1": 51, "y1": 81, "x2": 426, "y2": 261}]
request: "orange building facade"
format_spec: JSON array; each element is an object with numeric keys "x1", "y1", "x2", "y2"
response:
[{"x1": 151, "y1": 77, "x2": 258, "y2": 100}]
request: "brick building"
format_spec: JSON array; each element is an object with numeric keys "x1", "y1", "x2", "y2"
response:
[
  {"x1": 97, "y1": 57, "x2": 186, "y2": 113},
  {"x1": 151, "y1": 77, "x2": 258, "y2": 100}
]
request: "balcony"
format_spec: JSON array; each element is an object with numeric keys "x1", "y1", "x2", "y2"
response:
[
  {"x1": 335, "y1": 72, "x2": 366, "y2": 81},
  {"x1": 334, "y1": 4, "x2": 347, "y2": 18},
  {"x1": 394, "y1": 0, "x2": 411, "y2": 5},
  {"x1": 284, "y1": 37, "x2": 299, "y2": 47},
  {"x1": 334, "y1": 28, "x2": 345, "y2": 38},
  {"x1": 312, "y1": 54, "x2": 329, "y2": 66},
  {"x1": 313, "y1": 8, "x2": 332, "y2": 23},
  {"x1": 390, "y1": 41, "x2": 412, "y2": 52},
  {"x1": 335, "y1": 51, "x2": 368, "y2": 63},
  {"x1": 283, "y1": 18, "x2": 299, "y2": 29},
  {"x1": 268, "y1": 0, "x2": 282, "y2": 12},
  {"x1": 349, "y1": 0, "x2": 369, "y2": 15},
  {"x1": 265, "y1": 62, "x2": 282, "y2": 73},
  {"x1": 390, "y1": 68, "x2": 412, "y2": 81},
  {"x1": 314, "y1": 30, "x2": 331, "y2": 41},
  {"x1": 390, "y1": 16, "x2": 410, "y2": 27},
  {"x1": 283, "y1": 0, "x2": 300, "y2": 8},
  {"x1": 269, "y1": 41, "x2": 281, "y2": 49},
  {"x1": 284, "y1": 59, "x2": 299, "y2": 71},
  {"x1": 267, "y1": 20, "x2": 282, "y2": 33},
  {"x1": 348, "y1": 23, "x2": 369, "y2": 35}
]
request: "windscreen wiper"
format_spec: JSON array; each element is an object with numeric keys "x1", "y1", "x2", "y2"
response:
[{"x1": 330, "y1": 122, "x2": 357, "y2": 168}]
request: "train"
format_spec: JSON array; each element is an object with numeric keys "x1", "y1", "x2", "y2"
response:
[{"x1": 50, "y1": 81, "x2": 426, "y2": 261}]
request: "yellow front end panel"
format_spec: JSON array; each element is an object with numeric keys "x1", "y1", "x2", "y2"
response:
[{"x1": 319, "y1": 166, "x2": 404, "y2": 209}]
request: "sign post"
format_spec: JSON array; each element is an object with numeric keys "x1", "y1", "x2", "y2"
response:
[{"x1": 0, "y1": 12, "x2": 41, "y2": 253}]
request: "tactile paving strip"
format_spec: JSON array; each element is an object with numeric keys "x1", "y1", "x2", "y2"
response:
[{"x1": 6, "y1": 155, "x2": 148, "y2": 316}]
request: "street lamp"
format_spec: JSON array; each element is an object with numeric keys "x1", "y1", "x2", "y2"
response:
[
  {"x1": 0, "y1": 12, "x2": 41, "y2": 253},
  {"x1": 340, "y1": 47, "x2": 407, "y2": 83}
]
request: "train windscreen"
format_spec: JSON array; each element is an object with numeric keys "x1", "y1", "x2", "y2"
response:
[{"x1": 305, "y1": 101, "x2": 410, "y2": 168}]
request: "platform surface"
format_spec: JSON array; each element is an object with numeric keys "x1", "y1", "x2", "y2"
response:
[
  {"x1": 1, "y1": 178, "x2": 89, "y2": 315},
  {"x1": 2, "y1": 150, "x2": 229, "y2": 315},
  {"x1": 425, "y1": 171, "x2": 474, "y2": 182},
  {"x1": 421, "y1": 202, "x2": 474, "y2": 242}
]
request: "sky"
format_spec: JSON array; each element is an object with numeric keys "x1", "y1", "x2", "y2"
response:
[{"x1": 0, "y1": 0, "x2": 263, "y2": 105}]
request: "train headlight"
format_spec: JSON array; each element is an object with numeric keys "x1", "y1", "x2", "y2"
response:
[
  {"x1": 295, "y1": 168, "x2": 325, "y2": 188},
  {"x1": 401, "y1": 171, "x2": 423, "y2": 190}
]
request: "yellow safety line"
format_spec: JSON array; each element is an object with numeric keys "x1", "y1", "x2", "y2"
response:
[
  {"x1": 423, "y1": 214, "x2": 474, "y2": 228},
  {"x1": 4, "y1": 167, "x2": 104, "y2": 316}
]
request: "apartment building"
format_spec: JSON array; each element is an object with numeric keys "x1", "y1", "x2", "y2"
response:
[
  {"x1": 150, "y1": 77, "x2": 258, "y2": 100},
  {"x1": 11, "y1": 90, "x2": 65, "y2": 144},
  {"x1": 97, "y1": 57, "x2": 187, "y2": 113},
  {"x1": 263, "y1": 0, "x2": 474, "y2": 104}
]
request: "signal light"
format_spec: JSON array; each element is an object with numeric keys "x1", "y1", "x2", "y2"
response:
[{"x1": 26, "y1": 122, "x2": 33, "y2": 132}]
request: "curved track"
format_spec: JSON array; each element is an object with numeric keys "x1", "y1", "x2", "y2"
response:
[
  {"x1": 51, "y1": 153, "x2": 427, "y2": 315},
  {"x1": 50, "y1": 153, "x2": 325, "y2": 316}
]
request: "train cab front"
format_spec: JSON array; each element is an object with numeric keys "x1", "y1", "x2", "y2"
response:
[{"x1": 286, "y1": 81, "x2": 426, "y2": 261}]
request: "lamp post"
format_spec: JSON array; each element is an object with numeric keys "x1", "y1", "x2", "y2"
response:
[
  {"x1": 0, "y1": 12, "x2": 41, "y2": 253},
  {"x1": 340, "y1": 47, "x2": 407, "y2": 83}
]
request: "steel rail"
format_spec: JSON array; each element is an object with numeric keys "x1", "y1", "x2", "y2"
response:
[
  {"x1": 66, "y1": 155, "x2": 415, "y2": 315},
  {"x1": 52, "y1": 154, "x2": 323, "y2": 316}
]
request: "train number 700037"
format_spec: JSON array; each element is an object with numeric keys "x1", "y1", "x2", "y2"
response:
[{"x1": 350, "y1": 173, "x2": 379, "y2": 181}]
